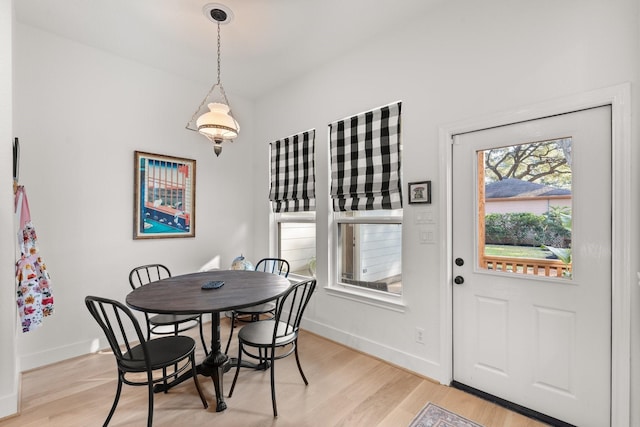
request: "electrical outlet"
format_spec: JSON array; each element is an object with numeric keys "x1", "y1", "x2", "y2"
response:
[{"x1": 415, "y1": 327, "x2": 425, "y2": 344}]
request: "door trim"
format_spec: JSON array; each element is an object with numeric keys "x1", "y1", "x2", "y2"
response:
[{"x1": 438, "y1": 83, "x2": 631, "y2": 426}]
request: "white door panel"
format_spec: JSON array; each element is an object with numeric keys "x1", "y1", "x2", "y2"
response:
[{"x1": 452, "y1": 107, "x2": 611, "y2": 427}]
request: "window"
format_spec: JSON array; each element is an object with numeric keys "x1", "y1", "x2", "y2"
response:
[
  {"x1": 276, "y1": 212, "x2": 316, "y2": 277},
  {"x1": 336, "y1": 210, "x2": 402, "y2": 294},
  {"x1": 269, "y1": 130, "x2": 316, "y2": 278},
  {"x1": 329, "y1": 102, "x2": 403, "y2": 296},
  {"x1": 479, "y1": 138, "x2": 572, "y2": 278}
]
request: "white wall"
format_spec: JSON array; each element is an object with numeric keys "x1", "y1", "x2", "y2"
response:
[
  {"x1": 5, "y1": 0, "x2": 640, "y2": 423},
  {"x1": 0, "y1": 0, "x2": 19, "y2": 419},
  {"x1": 10, "y1": 24, "x2": 257, "y2": 373},
  {"x1": 252, "y1": 0, "x2": 640, "y2": 421}
]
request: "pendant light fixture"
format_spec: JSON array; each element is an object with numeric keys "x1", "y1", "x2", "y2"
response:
[{"x1": 186, "y1": 3, "x2": 239, "y2": 157}]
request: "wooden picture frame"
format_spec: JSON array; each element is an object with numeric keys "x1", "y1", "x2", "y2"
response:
[
  {"x1": 133, "y1": 151, "x2": 196, "y2": 239},
  {"x1": 408, "y1": 180, "x2": 432, "y2": 204}
]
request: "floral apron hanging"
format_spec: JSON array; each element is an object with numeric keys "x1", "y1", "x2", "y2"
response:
[{"x1": 15, "y1": 186, "x2": 54, "y2": 332}]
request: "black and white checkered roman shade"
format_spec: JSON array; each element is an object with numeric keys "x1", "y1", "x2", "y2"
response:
[
  {"x1": 329, "y1": 102, "x2": 402, "y2": 211},
  {"x1": 269, "y1": 129, "x2": 316, "y2": 213}
]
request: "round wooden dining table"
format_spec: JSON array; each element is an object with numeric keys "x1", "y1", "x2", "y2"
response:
[{"x1": 126, "y1": 269, "x2": 291, "y2": 412}]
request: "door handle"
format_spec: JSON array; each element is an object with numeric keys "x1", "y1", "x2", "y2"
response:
[
  {"x1": 454, "y1": 276, "x2": 464, "y2": 285},
  {"x1": 455, "y1": 258, "x2": 464, "y2": 266}
]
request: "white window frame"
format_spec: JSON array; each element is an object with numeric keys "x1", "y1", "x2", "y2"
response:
[
  {"x1": 326, "y1": 101, "x2": 405, "y2": 311},
  {"x1": 328, "y1": 210, "x2": 405, "y2": 311},
  {"x1": 272, "y1": 211, "x2": 316, "y2": 281},
  {"x1": 267, "y1": 128, "x2": 316, "y2": 280}
]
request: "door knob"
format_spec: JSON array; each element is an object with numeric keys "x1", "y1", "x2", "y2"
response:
[
  {"x1": 455, "y1": 258, "x2": 464, "y2": 266},
  {"x1": 454, "y1": 276, "x2": 464, "y2": 285}
]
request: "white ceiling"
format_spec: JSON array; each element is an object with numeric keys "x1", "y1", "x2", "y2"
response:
[{"x1": 14, "y1": 0, "x2": 443, "y2": 99}]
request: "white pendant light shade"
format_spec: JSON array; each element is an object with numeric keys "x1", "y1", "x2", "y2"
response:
[
  {"x1": 196, "y1": 102, "x2": 240, "y2": 141},
  {"x1": 186, "y1": 4, "x2": 239, "y2": 157}
]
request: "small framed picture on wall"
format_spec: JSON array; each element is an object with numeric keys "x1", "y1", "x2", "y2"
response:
[{"x1": 408, "y1": 181, "x2": 431, "y2": 204}]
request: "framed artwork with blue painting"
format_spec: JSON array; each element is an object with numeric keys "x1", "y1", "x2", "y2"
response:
[{"x1": 134, "y1": 151, "x2": 196, "y2": 239}]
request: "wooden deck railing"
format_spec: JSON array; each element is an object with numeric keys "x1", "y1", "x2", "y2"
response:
[{"x1": 480, "y1": 255, "x2": 571, "y2": 277}]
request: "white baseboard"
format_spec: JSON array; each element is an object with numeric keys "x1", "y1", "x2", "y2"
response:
[
  {"x1": 20, "y1": 338, "x2": 98, "y2": 372},
  {"x1": 19, "y1": 317, "x2": 213, "y2": 372},
  {"x1": 302, "y1": 318, "x2": 446, "y2": 384},
  {"x1": 0, "y1": 391, "x2": 19, "y2": 420},
  {"x1": 18, "y1": 315, "x2": 446, "y2": 389}
]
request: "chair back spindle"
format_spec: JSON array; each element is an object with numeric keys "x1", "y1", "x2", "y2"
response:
[
  {"x1": 274, "y1": 279, "x2": 316, "y2": 343},
  {"x1": 224, "y1": 257, "x2": 291, "y2": 353},
  {"x1": 228, "y1": 279, "x2": 316, "y2": 416},
  {"x1": 129, "y1": 264, "x2": 171, "y2": 290},
  {"x1": 85, "y1": 295, "x2": 208, "y2": 426},
  {"x1": 127, "y1": 264, "x2": 209, "y2": 355},
  {"x1": 255, "y1": 258, "x2": 290, "y2": 278},
  {"x1": 86, "y1": 296, "x2": 151, "y2": 370}
]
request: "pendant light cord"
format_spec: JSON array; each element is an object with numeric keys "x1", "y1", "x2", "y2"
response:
[
  {"x1": 186, "y1": 20, "x2": 232, "y2": 128},
  {"x1": 217, "y1": 21, "x2": 222, "y2": 85}
]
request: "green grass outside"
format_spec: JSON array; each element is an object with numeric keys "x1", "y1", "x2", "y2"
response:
[{"x1": 485, "y1": 244, "x2": 550, "y2": 259}]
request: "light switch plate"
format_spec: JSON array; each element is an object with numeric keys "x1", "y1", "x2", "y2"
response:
[{"x1": 415, "y1": 209, "x2": 435, "y2": 224}]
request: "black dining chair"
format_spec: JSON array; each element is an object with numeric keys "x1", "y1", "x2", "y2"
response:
[
  {"x1": 129, "y1": 264, "x2": 208, "y2": 355},
  {"x1": 224, "y1": 258, "x2": 290, "y2": 354},
  {"x1": 85, "y1": 295, "x2": 208, "y2": 427},
  {"x1": 228, "y1": 278, "x2": 316, "y2": 417}
]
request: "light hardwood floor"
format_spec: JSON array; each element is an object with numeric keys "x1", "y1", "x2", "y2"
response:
[{"x1": 0, "y1": 319, "x2": 546, "y2": 427}]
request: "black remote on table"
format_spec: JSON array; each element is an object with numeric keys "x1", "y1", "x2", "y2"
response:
[{"x1": 202, "y1": 281, "x2": 224, "y2": 290}]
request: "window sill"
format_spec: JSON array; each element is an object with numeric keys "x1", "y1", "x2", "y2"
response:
[{"x1": 324, "y1": 285, "x2": 406, "y2": 313}]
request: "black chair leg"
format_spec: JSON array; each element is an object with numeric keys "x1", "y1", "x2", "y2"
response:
[
  {"x1": 224, "y1": 312, "x2": 236, "y2": 354},
  {"x1": 228, "y1": 342, "x2": 243, "y2": 397},
  {"x1": 293, "y1": 342, "x2": 309, "y2": 385},
  {"x1": 145, "y1": 315, "x2": 152, "y2": 341},
  {"x1": 190, "y1": 353, "x2": 209, "y2": 408},
  {"x1": 198, "y1": 316, "x2": 209, "y2": 355},
  {"x1": 172, "y1": 323, "x2": 179, "y2": 381},
  {"x1": 162, "y1": 366, "x2": 169, "y2": 393},
  {"x1": 270, "y1": 348, "x2": 278, "y2": 417},
  {"x1": 146, "y1": 381, "x2": 154, "y2": 427},
  {"x1": 104, "y1": 376, "x2": 123, "y2": 426}
]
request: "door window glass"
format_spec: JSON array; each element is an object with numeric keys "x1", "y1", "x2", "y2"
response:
[{"x1": 478, "y1": 138, "x2": 572, "y2": 278}]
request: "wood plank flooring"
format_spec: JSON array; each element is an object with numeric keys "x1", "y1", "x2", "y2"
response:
[{"x1": 0, "y1": 319, "x2": 546, "y2": 427}]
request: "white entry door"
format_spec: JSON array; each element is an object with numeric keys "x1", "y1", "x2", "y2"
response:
[{"x1": 452, "y1": 107, "x2": 611, "y2": 427}]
